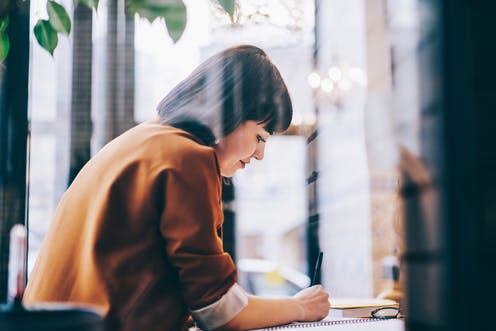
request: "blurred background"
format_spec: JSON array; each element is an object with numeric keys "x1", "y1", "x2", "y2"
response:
[{"x1": 1, "y1": 0, "x2": 495, "y2": 330}]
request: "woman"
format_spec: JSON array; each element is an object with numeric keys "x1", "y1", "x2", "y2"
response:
[{"x1": 24, "y1": 45, "x2": 330, "y2": 331}]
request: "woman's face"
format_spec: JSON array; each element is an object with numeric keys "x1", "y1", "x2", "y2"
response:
[{"x1": 214, "y1": 120, "x2": 270, "y2": 177}]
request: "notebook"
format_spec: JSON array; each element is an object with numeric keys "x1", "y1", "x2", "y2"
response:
[
  {"x1": 329, "y1": 298, "x2": 399, "y2": 318},
  {"x1": 256, "y1": 317, "x2": 403, "y2": 331}
]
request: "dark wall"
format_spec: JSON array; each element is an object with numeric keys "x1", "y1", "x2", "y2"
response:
[
  {"x1": 0, "y1": 2, "x2": 29, "y2": 302},
  {"x1": 406, "y1": 1, "x2": 496, "y2": 330},
  {"x1": 442, "y1": 1, "x2": 496, "y2": 330}
]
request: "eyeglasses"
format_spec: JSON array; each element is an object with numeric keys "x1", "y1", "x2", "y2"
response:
[{"x1": 370, "y1": 306, "x2": 401, "y2": 319}]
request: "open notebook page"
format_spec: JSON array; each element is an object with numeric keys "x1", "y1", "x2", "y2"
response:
[{"x1": 250, "y1": 317, "x2": 404, "y2": 331}]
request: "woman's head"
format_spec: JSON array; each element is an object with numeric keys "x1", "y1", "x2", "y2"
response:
[
  {"x1": 214, "y1": 120, "x2": 271, "y2": 177},
  {"x1": 157, "y1": 45, "x2": 293, "y2": 146}
]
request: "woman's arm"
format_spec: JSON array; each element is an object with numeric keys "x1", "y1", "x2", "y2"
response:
[{"x1": 217, "y1": 285, "x2": 330, "y2": 331}]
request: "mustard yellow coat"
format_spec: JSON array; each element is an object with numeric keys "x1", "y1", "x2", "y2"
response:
[{"x1": 24, "y1": 120, "x2": 237, "y2": 331}]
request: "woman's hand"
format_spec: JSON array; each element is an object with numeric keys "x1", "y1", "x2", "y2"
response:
[
  {"x1": 217, "y1": 285, "x2": 331, "y2": 331},
  {"x1": 292, "y1": 285, "x2": 331, "y2": 321}
]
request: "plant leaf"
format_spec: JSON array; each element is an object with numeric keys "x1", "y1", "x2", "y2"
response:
[
  {"x1": 125, "y1": 0, "x2": 183, "y2": 22},
  {"x1": 79, "y1": 0, "x2": 99, "y2": 10},
  {"x1": 34, "y1": 19, "x2": 58, "y2": 55},
  {"x1": 47, "y1": 1, "x2": 71, "y2": 35},
  {"x1": 127, "y1": 0, "x2": 187, "y2": 43},
  {"x1": 162, "y1": 2, "x2": 187, "y2": 42},
  {"x1": 0, "y1": 15, "x2": 9, "y2": 32},
  {"x1": 0, "y1": 31, "x2": 9, "y2": 62},
  {"x1": 217, "y1": 0, "x2": 235, "y2": 17}
]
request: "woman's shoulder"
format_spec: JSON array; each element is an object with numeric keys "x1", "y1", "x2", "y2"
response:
[
  {"x1": 138, "y1": 120, "x2": 212, "y2": 152},
  {"x1": 135, "y1": 120, "x2": 219, "y2": 173}
]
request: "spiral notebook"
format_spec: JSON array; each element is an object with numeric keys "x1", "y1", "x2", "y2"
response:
[{"x1": 255, "y1": 317, "x2": 404, "y2": 331}]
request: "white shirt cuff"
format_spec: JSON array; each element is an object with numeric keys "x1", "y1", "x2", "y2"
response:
[{"x1": 190, "y1": 283, "x2": 249, "y2": 330}]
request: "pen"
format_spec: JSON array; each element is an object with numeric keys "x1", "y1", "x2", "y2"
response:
[{"x1": 311, "y1": 251, "x2": 323, "y2": 286}]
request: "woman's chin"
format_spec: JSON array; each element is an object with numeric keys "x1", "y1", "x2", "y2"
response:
[
  {"x1": 220, "y1": 167, "x2": 239, "y2": 178},
  {"x1": 221, "y1": 171, "x2": 236, "y2": 178}
]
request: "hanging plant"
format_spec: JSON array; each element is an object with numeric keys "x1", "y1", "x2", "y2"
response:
[{"x1": 0, "y1": 0, "x2": 236, "y2": 62}]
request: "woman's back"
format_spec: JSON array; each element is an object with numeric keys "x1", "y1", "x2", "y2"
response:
[{"x1": 24, "y1": 120, "x2": 236, "y2": 331}]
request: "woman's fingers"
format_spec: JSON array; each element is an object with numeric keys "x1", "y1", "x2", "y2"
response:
[{"x1": 293, "y1": 285, "x2": 331, "y2": 321}]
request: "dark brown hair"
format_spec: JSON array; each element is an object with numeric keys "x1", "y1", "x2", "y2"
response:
[{"x1": 157, "y1": 45, "x2": 293, "y2": 145}]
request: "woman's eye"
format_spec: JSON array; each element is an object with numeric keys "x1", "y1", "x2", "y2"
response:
[{"x1": 256, "y1": 135, "x2": 266, "y2": 143}]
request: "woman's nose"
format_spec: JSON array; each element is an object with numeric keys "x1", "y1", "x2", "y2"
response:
[{"x1": 253, "y1": 143, "x2": 265, "y2": 160}]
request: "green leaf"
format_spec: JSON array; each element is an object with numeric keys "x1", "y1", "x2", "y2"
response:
[
  {"x1": 125, "y1": 0, "x2": 182, "y2": 21},
  {"x1": 127, "y1": 0, "x2": 187, "y2": 43},
  {"x1": 217, "y1": 0, "x2": 235, "y2": 17},
  {"x1": 0, "y1": 15, "x2": 9, "y2": 32},
  {"x1": 79, "y1": 0, "x2": 99, "y2": 10},
  {"x1": 34, "y1": 19, "x2": 58, "y2": 55},
  {"x1": 162, "y1": 2, "x2": 187, "y2": 42},
  {"x1": 47, "y1": 1, "x2": 71, "y2": 35},
  {"x1": 0, "y1": 32, "x2": 9, "y2": 62}
]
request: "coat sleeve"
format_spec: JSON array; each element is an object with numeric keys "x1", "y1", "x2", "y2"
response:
[{"x1": 159, "y1": 146, "x2": 239, "y2": 310}]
